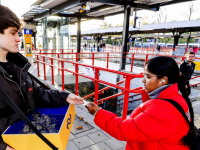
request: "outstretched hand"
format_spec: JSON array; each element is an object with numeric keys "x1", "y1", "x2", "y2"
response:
[
  {"x1": 66, "y1": 94, "x2": 84, "y2": 105},
  {"x1": 85, "y1": 102, "x2": 99, "y2": 115}
]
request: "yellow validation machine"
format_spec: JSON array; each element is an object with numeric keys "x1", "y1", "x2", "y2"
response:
[
  {"x1": 2, "y1": 104, "x2": 75, "y2": 150},
  {"x1": 23, "y1": 29, "x2": 32, "y2": 57}
]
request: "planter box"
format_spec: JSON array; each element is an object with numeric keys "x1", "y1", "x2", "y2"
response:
[{"x1": 2, "y1": 104, "x2": 75, "y2": 150}]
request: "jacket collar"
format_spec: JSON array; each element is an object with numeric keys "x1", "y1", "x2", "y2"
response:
[
  {"x1": 148, "y1": 84, "x2": 172, "y2": 99},
  {"x1": 0, "y1": 52, "x2": 31, "y2": 73},
  {"x1": 157, "y1": 83, "x2": 179, "y2": 99}
]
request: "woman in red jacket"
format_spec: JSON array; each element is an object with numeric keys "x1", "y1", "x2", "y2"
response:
[{"x1": 86, "y1": 56, "x2": 194, "y2": 150}]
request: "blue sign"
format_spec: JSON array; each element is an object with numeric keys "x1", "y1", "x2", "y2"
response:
[
  {"x1": 83, "y1": 36, "x2": 92, "y2": 40},
  {"x1": 24, "y1": 29, "x2": 31, "y2": 34},
  {"x1": 129, "y1": 38, "x2": 132, "y2": 41}
]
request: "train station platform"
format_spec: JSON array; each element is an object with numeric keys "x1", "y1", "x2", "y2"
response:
[{"x1": 28, "y1": 57, "x2": 200, "y2": 150}]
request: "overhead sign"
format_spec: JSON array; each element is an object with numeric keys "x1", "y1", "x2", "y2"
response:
[
  {"x1": 134, "y1": 17, "x2": 143, "y2": 29},
  {"x1": 24, "y1": 29, "x2": 31, "y2": 35},
  {"x1": 83, "y1": 36, "x2": 92, "y2": 40}
]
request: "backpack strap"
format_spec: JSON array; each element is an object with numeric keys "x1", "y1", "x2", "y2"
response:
[{"x1": 159, "y1": 98, "x2": 193, "y2": 129}]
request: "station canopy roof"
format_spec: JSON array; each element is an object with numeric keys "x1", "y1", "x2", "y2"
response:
[
  {"x1": 22, "y1": 0, "x2": 194, "y2": 24},
  {"x1": 70, "y1": 20, "x2": 200, "y2": 36}
]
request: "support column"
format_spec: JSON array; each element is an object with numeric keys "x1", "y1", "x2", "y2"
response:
[
  {"x1": 119, "y1": 5, "x2": 131, "y2": 70},
  {"x1": 43, "y1": 18, "x2": 48, "y2": 51},
  {"x1": 77, "y1": 17, "x2": 81, "y2": 53},
  {"x1": 33, "y1": 32, "x2": 36, "y2": 49},
  {"x1": 173, "y1": 35, "x2": 180, "y2": 49},
  {"x1": 141, "y1": 39, "x2": 144, "y2": 48},
  {"x1": 186, "y1": 32, "x2": 191, "y2": 48}
]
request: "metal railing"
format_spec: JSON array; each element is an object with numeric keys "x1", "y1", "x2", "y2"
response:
[{"x1": 35, "y1": 53, "x2": 147, "y2": 119}]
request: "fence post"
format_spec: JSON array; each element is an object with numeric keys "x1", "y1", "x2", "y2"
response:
[
  {"x1": 94, "y1": 69, "x2": 99, "y2": 104},
  {"x1": 36, "y1": 55, "x2": 40, "y2": 77},
  {"x1": 145, "y1": 54, "x2": 148, "y2": 67},
  {"x1": 131, "y1": 54, "x2": 135, "y2": 72},
  {"x1": 92, "y1": 53, "x2": 94, "y2": 66},
  {"x1": 107, "y1": 53, "x2": 109, "y2": 69},
  {"x1": 51, "y1": 58, "x2": 54, "y2": 85},
  {"x1": 61, "y1": 61, "x2": 65, "y2": 91},
  {"x1": 122, "y1": 75, "x2": 131, "y2": 119},
  {"x1": 75, "y1": 53, "x2": 79, "y2": 95},
  {"x1": 57, "y1": 54, "x2": 60, "y2": 75},
  {"x1": 43, "y1": 56, "x2": 46, "y2": 80}
]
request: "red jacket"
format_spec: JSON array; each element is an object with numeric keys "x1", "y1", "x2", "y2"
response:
[{"x1": 94, "y1": 84, "x2": 190, "y2": 150}]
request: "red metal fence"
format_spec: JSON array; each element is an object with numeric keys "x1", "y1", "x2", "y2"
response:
[
  {"x1": 35, "y1": 53, "x2": 147, "y2": 119},
  {"x1": 18, "y1": 47, "x2": 200, "y2": 118}
]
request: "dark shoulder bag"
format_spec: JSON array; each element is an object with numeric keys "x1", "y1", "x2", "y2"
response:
[{"x1": 160, "y1": 98, "x2": 200, "y2": 150}]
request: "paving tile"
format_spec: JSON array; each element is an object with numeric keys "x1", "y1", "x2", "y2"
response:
[
  {"x1": 68, "y1": 133, "x2": 75, "y2": 141},
  {"x1": 77, "y1": 105, "x2": 88, "y2": 111},
  {"x1": 120, "y1": 141, "x2": 127, "y2": 146},
  {"x1": 75, "y1": 107, "x2": 86, "y2": 114},
  {"x1": 65, "y1": 141, "x2": 79, "y2": 150},
  {"x1": 88, "y1": 128, "x2": 98, "y2": 134},
  {"x1": 90, "y1": 123, "x2": 101, "y2": 130},
  {"x1": 76, "y1": 111, "x2": 92, "y2": 118},
  {"x1": 101, "y1": 130, "x2": 112, "y2": 138},
  {"x1": 82, "y1": 148, "x2": 91, "y2": 150},
  {"x1": 89, "y1": 142, "x2": 112, "y2": 150},
  {"x1": 74, "y1": 130, "x2": 90, "y2": 138},
  {"x1": 118, "y1": 148, "x2": 126, "y2": 150},
  {"x1": 73, "y1": 135, "x2": 95, "y2": 149},
  {"x1": 88, "y1": 131, "x2": 109, "y2": 143},
  {"x1": 84, "y1": 115, "x2": 95, "y2": 124},
  {"x1": 104, "y1": 138, "x2": 125, "y2": 150}
]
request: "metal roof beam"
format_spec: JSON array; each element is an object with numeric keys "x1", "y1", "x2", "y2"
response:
[
  {"x1": 33, "y1": 0, "x2": 80, "y2": 21},
  {"x1": 55, "y1": 13, "x2": 104, "y2": 19},
  {"x1": 81, "y1": 0, "x2": 159, "y2": 11}
]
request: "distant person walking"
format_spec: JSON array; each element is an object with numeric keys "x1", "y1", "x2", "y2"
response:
[
  {"x1": 93, "y1": 43, "x2": 95, "y2": 51},
  {"x1": 156, "y1": 43, "x2": 161, "y2": 55},
  {"x1": 97, "y1": 43, "x2": 100, "y2": 52},
  {"x1": 84, "y1": 43, "x2": 87, "y2": 51},
  {"x1": 193, "y1": 45, "x2": 198, "y2": 55},
  {"x1": 127, "y1": 42, "x2": 130, "y2": 52},
  {"x1": 102, "y1": 42, "x2": 106, "y2": 52},
  {"x1": 178, "y1": 52, "x2": 195, "y2": 101},
  {"x1": 99, "y1": 43, "x2": 102, "y2": 52},
  {"x1": 90, "y1": 44, "x2": 93, "y2": 52}
]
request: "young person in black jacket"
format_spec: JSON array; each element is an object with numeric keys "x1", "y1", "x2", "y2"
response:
[
  {"x1": 0, "y1": 5, "x2": 84, "y2": 150},
  {"x1": 178, "y1": 52, "x2": 195, "y2": 100}
]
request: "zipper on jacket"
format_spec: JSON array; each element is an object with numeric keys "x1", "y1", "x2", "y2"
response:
[{"x1": 0, "y1": 70, "x2": 30, "y2": 113}]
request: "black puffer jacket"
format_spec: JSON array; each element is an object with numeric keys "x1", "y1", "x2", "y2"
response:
[
  {"x1": 0, "y1": 52, "x2": 69, "y2": 150},
  {"x1": 180, "y1": 59, "x2": 195, "y2": 81}
]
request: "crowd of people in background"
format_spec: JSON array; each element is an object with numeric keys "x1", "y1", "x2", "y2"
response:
[{"x1": 83, "y1": 42, "x2": 106, "y2": 52}]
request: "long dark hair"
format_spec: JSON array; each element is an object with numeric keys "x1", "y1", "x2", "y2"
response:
[{"x1": 146, "y1": 56, "x2": 194, "y2": 123}]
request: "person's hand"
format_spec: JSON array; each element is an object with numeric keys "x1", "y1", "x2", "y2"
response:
[
  {"x1": 185, "y1": 85, "x2": 188, "y2": 88},
  {"x1": 6, "y1": 146, "x2": 15, "y2": 150},
  {"x1": 179, "y1": 72, "x2": 182, "y2": 77},
  {"x1": 66, "y1": 94, "x2": 84, "y2": 105},
  {"x1": 85, "y1": 103, "x2": 99, "y2": 115}
]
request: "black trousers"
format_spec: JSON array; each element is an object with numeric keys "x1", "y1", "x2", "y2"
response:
[{"x1": 179, "y1": 80, "x2": 191, "y2": 100}]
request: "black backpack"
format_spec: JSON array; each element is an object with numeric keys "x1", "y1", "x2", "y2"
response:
[{"x1": 160, "y1": 99, "x2": 200, "y2": 150}]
